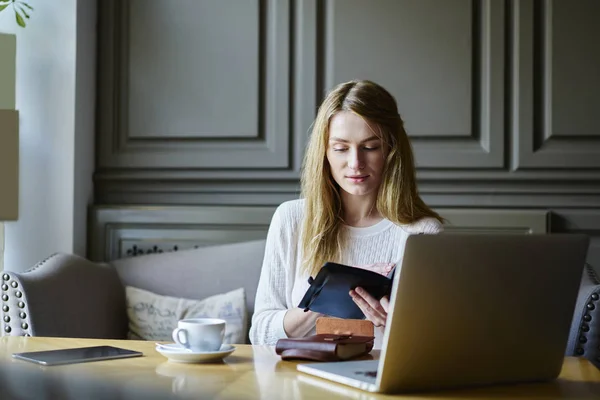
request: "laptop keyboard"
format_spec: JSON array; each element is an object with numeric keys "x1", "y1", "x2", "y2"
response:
[{"x1": 355, "y1": 370, "x2": 378, "y2": 378}]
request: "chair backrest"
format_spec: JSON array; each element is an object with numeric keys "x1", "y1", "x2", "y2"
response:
[
  {"x1": 2, "y1": 253, "x2": 127, "y2": 339},
  {"x1": 110, "y1": 239, "x2": 266, "y2": 315},
  {"x1": 566, "y1": 263, "x2": 600, "y2": 369}
]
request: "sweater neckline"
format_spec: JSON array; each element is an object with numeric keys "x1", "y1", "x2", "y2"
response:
[{"x1": 343, "y1": 218, "x2": 394, "y2": 237}]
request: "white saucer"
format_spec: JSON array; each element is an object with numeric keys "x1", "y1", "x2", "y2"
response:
[{"x1": 155, "y1": 343, "x2": 236, "y2": 364}]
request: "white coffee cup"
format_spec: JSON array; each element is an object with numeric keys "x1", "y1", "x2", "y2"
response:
[{"x1": 172, "y1": 318, "x2": 226, "y2": 352}]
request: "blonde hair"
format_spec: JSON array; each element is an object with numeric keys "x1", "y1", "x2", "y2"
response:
[{"x1": 300, "y1": 79, "x2": 443, "y2": 277}]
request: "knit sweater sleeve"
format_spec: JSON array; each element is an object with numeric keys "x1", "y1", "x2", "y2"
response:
[
  {"x1": 249, "y1": 203, "x2": 294, "y2": 345},
  {"x1": 421, "y1": 217, "x2": 444, "y2": 234},
  {"x1": 404, "y1": 217, "x2": 445, "y2": 235}
]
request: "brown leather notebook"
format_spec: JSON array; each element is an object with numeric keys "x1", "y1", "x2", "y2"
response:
[{"x1": 275, "y1": 334, "x2": 374, "y2": 362}]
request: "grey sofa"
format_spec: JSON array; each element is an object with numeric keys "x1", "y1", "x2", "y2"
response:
[
  {"x1": 0, "y1": 239, "x2": 266, "y2": 342},
  {"x1": 1, "y1": 239, "x2": 600, "y2": 369}
]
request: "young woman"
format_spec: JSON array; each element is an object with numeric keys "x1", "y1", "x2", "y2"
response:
[{"x1": 249, "y1": 80, "x2": 443, "y2": 346}]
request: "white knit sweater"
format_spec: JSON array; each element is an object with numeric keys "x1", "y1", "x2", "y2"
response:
[{"x1": 249, "y1": 199, "x2": 443, "y2": 345}]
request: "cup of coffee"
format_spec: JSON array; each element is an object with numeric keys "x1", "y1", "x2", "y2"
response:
[{"x1": 172, "y1": 318, "x2": 226, "y2": 352}]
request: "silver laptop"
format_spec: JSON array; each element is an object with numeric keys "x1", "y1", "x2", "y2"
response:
[{"x1": 297, "y1": 233, "x2": 590, "y2": 393}]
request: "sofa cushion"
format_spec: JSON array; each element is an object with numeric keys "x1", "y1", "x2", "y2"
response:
[
  {"x1": 125, "y1": 286, "x2": 247, "y2": 344},
  {"x1": 111, "y1": 240, "x2": 266, "y2": 315}
]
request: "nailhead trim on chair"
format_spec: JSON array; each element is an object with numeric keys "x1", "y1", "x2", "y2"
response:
[
  {"x1": 0, "y1": 254, "x2": 61, "y2": 337},
  {"x1": 26, "y1": 253, "x2": 59, "y2": 273},
  {"x1": 1, "y1": 272, "x2": 32, "y2": 337},
  {"x1": 575, "y1": 264, "x2": 600, "y2": 364},
  {"x1": 575, "y1": 305, "x2": 596, "y2": 357}
]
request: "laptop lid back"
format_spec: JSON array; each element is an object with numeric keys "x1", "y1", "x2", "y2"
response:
[{"x1": 377, "y1": 233, "x2": 589, "y2": 393}]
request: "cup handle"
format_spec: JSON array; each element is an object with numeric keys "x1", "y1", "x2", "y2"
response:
[{"x1": 172, "y1": 328, "x2": 189, "y2": 348}]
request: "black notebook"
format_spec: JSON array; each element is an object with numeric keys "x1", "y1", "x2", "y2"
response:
[{"x1": 298, "y1": 262, "x2": 396, "y2": 319}]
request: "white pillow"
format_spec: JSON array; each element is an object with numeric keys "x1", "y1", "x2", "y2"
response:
[{"x1": 125, "y1": 286, "x2": 247, "y2": 344}]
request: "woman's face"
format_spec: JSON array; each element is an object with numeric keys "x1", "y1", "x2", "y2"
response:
[{"x1": 326, "y1": 111, "x2": 387, "y2": 198}]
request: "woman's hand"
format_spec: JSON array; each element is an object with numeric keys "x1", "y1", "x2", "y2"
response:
[{"x1": 349, "y1": 287, "x2": 390, "y2": 327}]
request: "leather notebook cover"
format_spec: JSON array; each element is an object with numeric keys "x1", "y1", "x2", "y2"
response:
[
  {"x1": 297, "y1": 262, "x2": 395, "y2": 319},
  {"x1": 315, "y1": 317, "x2": 375, "y2": 337},
  {"x1": 275, "y1": 334, "x2": 374, "y2": 362}
]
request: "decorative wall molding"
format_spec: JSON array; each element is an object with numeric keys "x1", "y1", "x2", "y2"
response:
[
  {"x1": 94, "y1": 168, "x2": 600, "y2": 181},
  {"x1": 89, "y1": 205, "x2": 549, "y2": 262},
  {"x1": 95, "y1": 0, "x2": 600, "y2": 193},
  {"x1": 97, "y1": 0, "x2": 511, "y2": 174},
  {"x1": 93, "y1": 178, "x2": 600, "y2": 208},
  {"x1": 89, "y1": 205, "x2": 276, "y2": 261},
  {"x1": 97, "y1": 0, "x2": 292, "y2": 169},
  {"x1": 92, "y1": 1, "x2": 600, "y2": 259},
  {"x1": 317, "y1": 0, "x2": 505, "y2": 169},
  {"x1": 511, "y1": 0, "x2": 600, "y2": 170}
]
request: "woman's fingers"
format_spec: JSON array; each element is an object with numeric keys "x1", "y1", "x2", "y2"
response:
[
  {"x1": 355, "y1": 288, "x2": 383, "y2": 311},
  {"x1": 349, "y1": 287, "x2": 387, "y2": 327},
  {"x1": 380, "y1": 296, "x2": 390, "y2": 313},
  {"x1": 354, "y1": 262, "x2": 395, "y2": 276},
  {"x1": 333, "y1": 329, "x2": 353, "y2": 335}
]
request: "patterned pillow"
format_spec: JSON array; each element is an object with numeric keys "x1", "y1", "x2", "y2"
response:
[{"x1": 125, "y1": 286, "x2": 247, "y2": 344}]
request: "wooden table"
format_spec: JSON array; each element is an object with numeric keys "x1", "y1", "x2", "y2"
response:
[{"x1": 1, "y1": 337, "x2": 600, "y2": 399}]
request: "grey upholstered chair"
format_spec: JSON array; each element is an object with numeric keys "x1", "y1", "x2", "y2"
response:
[
  {"x1": 566, "y1": 264, "x2": 600, "y2": 368},
  {"x1": 0, "y1": 239, "x2": 266, "y2": 342}
]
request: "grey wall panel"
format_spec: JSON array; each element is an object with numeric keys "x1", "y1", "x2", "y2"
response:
[
  {"x1": 128, "y1": 0, "x2": 260, "y2": 139},
  {"x1": 323, "y1": 0, "x2": 471, "y2": 138},
  {"x1": 551, "y1": 0, "x2": 600, "y2": 139},
  {"x1": 90, "y1": 206, "x2": 548, "y2": 262},
  {"x1": 321, "y1": 0, "x2": 504, "y2": 169},
  {"x1": 97, "y1": 0, "x2": 291, "y2": 169},
  {"x1": 512, "y1": 0, "x2": 600, "y2": 170}
]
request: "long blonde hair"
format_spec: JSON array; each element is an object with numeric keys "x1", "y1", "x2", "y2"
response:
[{"x1": 300, "y1": 79, "x2": 443, "y2": 277}]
